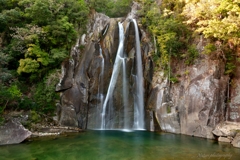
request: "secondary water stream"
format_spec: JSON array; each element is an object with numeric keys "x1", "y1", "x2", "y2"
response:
[{"x1": 0, "y1": 130, "x2": 239, "y2": 160}]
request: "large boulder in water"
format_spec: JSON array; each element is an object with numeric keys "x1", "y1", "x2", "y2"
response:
[{"x1": 0, "y1": 120, "x2": 31, "y2": 145}]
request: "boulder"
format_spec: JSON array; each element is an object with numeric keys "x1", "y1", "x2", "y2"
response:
[
  {"x1": 0, "y1": 120, "x2": 31, "y2": 145},
  {"x1": 212, "y1": 127, "x2": 226, "y2": 137},
  {"x1": 218, "y1": 137, "x2": 231, "y2": 143},
  {"x1": 212, "y1": 122, "x2": 240, "y2": 137},
  {"x1": 231, "y1": 133, "x2": 240, "y2": 148}
]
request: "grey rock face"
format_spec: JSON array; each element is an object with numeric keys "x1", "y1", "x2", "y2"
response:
[
  {"x1": 148, "y1": 56, "x2": 229, "y2": 138},
  {"x1": 56, "y1": 5, "x2": 153, "y2": 129},
  {"x1": 0, "y1": 120, "x2": 31, "y2": 145},
  {"x1": 227, "y1": 64, "x2": 240, "y2": 122}
]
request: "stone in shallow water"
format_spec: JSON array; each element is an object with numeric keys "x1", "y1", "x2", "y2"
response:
[
  {"x1": 0, "y1": 120, "x2": 31, "y2": 145},
  {"x1": 231, "y1": 133, "x2": 240, "y2": 148},
  {"x1": 218, "y1": 136, "x2": 231, "y2": 143}
]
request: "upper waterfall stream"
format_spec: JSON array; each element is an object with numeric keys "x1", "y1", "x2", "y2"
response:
[{"x1": 100, "y1": 19, "x2": 145, "y2": 130}]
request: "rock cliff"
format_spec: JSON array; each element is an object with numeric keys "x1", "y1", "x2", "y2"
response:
[
  {"x1": 55, "y1": 1, "x2": 240, "y2": 148},
  {"x1": 56, "y1": 2, "x2": 153, "y2": 129}
]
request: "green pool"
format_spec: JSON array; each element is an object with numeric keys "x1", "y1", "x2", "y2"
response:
[{"x1": 0, "y1": 130, "x2": 239, "y2": 160}]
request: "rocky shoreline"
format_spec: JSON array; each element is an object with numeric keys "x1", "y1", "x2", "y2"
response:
[
  {"x1": 1, "y1": 118, "x2": 240, "y2": 149},
  {"x1": 0, "y1": 111, "x2": 83, "y2": 145}
]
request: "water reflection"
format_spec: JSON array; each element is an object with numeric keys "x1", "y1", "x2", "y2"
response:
[{"x1": 0, "y1": 131, "x2": 239, "y2": 160}]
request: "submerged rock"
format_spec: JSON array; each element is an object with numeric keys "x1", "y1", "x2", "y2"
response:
[{"x1": 0, "y1": 120, "x2": 31, "y2": 145}]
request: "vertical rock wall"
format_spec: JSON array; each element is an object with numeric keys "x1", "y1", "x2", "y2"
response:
[
  {"x1": 55, "y1": 2, "x2": 153, "y2": 129},
  {"x1": 227, "y1": 63, "x2": 240, "y2": 122},
  {"x1": 147, "y1": 55, "x2": 229, "y2": 138}
]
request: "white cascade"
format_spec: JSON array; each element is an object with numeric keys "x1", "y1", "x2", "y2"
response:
[
  {"x1": 101, "y1": 22, "x2": 125, "y2": 129},
  {"x1": 100, "y1": 19, "x2": 145, "y2": 130},
  {"x1": 132, "y1": 19, "x2": 144, "y2": 130},
  {"x1": 97, "y1": 44, "x2": 105, "y2": 128}
]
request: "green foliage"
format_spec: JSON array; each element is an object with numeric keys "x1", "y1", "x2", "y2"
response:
[
  {"x1": 88, "y1": 0, "x2": 132, "y2": 17},
  {"x1": 0, "y1": 0, "x2": 89, "y2": 120},
  {"x1": 224, "y1": 49, "x2": 237, "y2": 75},
  {"x1": 184, "y1": 45, "x2": 199, "y2": 65},
  {"x1": 1, "y1": 0, "x2": 89, "y2": 80},
  {"x1": 33, "y1": 70, "x2": 60, "y2": 114},
  {"x1": 0, "y1": 51, "x2": 13, "y2": 82},
  {"x1": 8, "y1": 84, "x2": 22, "y2": 98},
  {"x1": 225, "y1": 62, "x2": 236, "y2": 75},
  {"x1": 170, "y1": 76, "x2": 179, "y2": 83},
  {"x1": 30, "y1": 110, "x2": 40, "y2": 123},
  {"x1": 167, "y1": 105, "x2": 171, "y2": 114},
  {"x1": 17, "y1": 58, "x2": 40, "y2": 74},
  {"x1": 19, "y1": 97, "x2": 36, "y2": 110},
  {"x1": 0, "y1": 84, "x2": 22, "y2": 107},
  {"x1": 0, "y1": 83, "x2": 22, "y2": 121},
  {"x1": 203, "y1": 43, "x2": 217, "y2": 55},
  {"x1": 139, "y1": 0, "x2": 190, "y2": 70},
  {"x1": 183, "y1": 0, "x2": 240, "y2": 46}
]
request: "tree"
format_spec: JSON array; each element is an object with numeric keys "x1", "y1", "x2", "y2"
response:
[
  {"x1": 0, "y1": 0, "x2": 89, "y2": 79},
  {"x1": 182, "y1": 0, "x2": 240, "y2": 45},
  {"x1": 0, "y1": 0, "x2": 89, "y2": 119},
  {"x1": 88, "y1": 0, "x2": 132, "y2": 17},
  {"x1": 139, "y1": 0, "x2": 190, "y2": 69}
]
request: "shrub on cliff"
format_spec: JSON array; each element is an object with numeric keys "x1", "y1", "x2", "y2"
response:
[{"x1": 88, "y1": 0, "x2": 132, "y2": 17}]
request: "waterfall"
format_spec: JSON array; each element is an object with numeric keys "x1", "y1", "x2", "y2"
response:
[
  {"x1": 101, "y1": 22, "x2": 125, "y2": 129},
  {"x1": 122, "y1": 59, "x2": 130, "y2": 129},
  {"x1": 97, "y1": 44, "x2": 105, "y2": 128},
  {"x1": 132, "y1": 19, "x2": 145, "y2": 130},
  {"x1": 100, "y1": 19, "x2": 145, "y2": 130}
]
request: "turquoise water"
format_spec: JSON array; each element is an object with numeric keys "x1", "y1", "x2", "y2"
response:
[{"x1": 0, "y1": 130, "x2": 239, "y2": 160}]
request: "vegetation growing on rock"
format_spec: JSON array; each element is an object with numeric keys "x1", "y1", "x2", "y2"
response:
[
  {"x1": 0, "y1": 0, "x2": 240, "y2": 128},
  {"x1": 0, "y1": 0, "x2": 89, "y2": 124}
]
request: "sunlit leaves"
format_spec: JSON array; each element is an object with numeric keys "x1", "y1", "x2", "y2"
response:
[
  {"x1": 17, "y1": 58, "x2": 39, "y2": 74},
  {"x1": 183, "y1": 0, "x2": 240, "y2": 45},
  {"x1": 1, "y1": 0, "x2": 89, "y2": 76},
  {"x1": 139, "y1": 0, "x2": 189, "y2": 69}
]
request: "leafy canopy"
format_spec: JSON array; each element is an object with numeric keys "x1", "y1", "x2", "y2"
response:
[
  {"x1": 182, "y1": 0, "x2": 240, "y2": 45},
  {"x1": 0, "y1": 0, "x2": 89, "y2": 79}
]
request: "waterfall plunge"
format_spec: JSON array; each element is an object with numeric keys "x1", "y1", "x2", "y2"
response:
[
  {"x1": 100, "y1": 20, "x2": 144, "y2": 130},
  {"x1": 101, "y1": 22, "x2": 125, "y2": 129},
  {"x1": 132, "y1": 19, "x2": 144, "y2": 130},
  {"x1": 96, "y1": 45, "x2": 105, "y2": 127}
]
